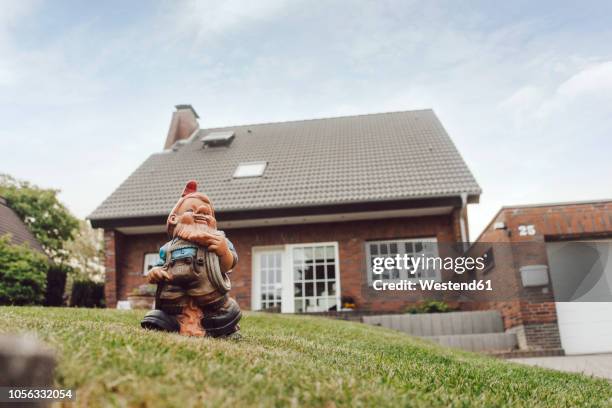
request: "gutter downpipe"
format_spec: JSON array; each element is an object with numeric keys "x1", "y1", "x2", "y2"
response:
[{"x1": 460, "y1": 193, "x2": 468, "y2": 252}]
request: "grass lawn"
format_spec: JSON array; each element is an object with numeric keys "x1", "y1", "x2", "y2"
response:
[{"x1": 1, "y1": 307, "x2": 610, "y2": 407}]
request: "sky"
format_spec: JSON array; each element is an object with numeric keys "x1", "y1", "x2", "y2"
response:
[{"x1": 1, "y1": 0, "x2": 611, "y2": 238}]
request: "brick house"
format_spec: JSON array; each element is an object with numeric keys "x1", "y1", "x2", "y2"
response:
[
  {"x1": 471, "y1": 200, "x2": 612, "y2": 354},
  {"x1": 89, "y1": 105, "x2": 481, "y2": 313}
]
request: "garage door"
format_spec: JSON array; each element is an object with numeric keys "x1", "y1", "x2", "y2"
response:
[{"x1": 546, "y1": 240, "x2": 612, "y2": 355}]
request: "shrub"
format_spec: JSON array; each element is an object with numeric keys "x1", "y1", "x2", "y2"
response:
[
  {"x1": 0, "y1": 235, "x2": 48, "y2": 305},
  {"x1": 45, "y1": 264, "x2": 70, "y2": 306},
  {"x1": 130, "y1": 284, "x2": 157, "y2": 297},
  {"x1": 70, "y1": 280, "x2": 105, "y2": 308},
  {"x1": 406, "y1": 300, "x2": 453, "y2": 314}
]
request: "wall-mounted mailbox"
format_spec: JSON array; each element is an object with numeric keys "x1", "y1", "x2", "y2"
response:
[{"x1": 520, "y1": 265, "x2": 549, "y2": 287}]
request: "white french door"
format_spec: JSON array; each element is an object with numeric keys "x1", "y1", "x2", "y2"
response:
[
  {"x1": 251, "y1": 248, "x2": 284, "y2": 311},
  {"x1": 252, "y1": 242, "x2": 340, "y2": 313}
]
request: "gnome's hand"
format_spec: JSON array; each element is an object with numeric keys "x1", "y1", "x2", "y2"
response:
[
  {"x1": 201, "y1": 233, "x2": 234, "y2": 273},
  {"x1": 147, "y1": 266, "x2": 172, "y2": 283}
]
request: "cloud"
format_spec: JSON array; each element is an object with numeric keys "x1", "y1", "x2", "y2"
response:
[
  {"x1": 557, "y1": 60, "x2": 612, "y2": 97},
  {"x1": 167, "y1": 0, "x2": 293, "y2": 42}
]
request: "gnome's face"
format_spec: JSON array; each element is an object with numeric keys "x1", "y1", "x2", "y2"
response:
[
  {"x1": 169, "y1": 196, "x2": 218, "y2": 239},
  {"x1": 167, "y1": 181, "x2": 218, "y2": 239}
]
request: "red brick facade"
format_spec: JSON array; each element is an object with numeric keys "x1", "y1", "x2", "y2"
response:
[{"x1": 104, "y1": 211, "x2": 464, "y2": 310}]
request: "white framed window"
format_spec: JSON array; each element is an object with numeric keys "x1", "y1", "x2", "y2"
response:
[
  {"x1": 143, "y1": 252, "x2": 161, "y2": 275},
  {"x1": 252, "y1": 242, "x2": 341, "y2": 313},
  {"x1": 289, "y1": 243, "x2": 339, "y2": 313},
  {"x1": 366, "y1": 238, "x2": 440, "y2": 284},
  {"x1": 233, "y1": 161, "x2": 267, "y2": 178},
  {"x1": 253, "y1": 249, "x2": 283, "y2": 311}
]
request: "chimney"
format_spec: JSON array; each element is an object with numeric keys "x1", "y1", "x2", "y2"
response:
[{"x1": 164, "y1": 104, "x2": 200, "y2": 149}]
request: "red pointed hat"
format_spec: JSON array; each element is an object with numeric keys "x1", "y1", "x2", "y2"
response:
[{"x1": 181, "y1": 180, "x2": 198, "y2": 197}]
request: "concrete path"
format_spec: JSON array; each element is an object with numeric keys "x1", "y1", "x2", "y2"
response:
[{"x1": 511, "y1": 353, "x2": 612, "y2": 380}]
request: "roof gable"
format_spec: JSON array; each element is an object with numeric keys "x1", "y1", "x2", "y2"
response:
[{"x1": 0, "y1": 198, "x2": 45, "y2": 253}]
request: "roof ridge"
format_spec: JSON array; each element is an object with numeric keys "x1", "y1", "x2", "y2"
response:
[
  {"x1": 502, "y1": 198, "x2": 612, "y2": 209},
  {"x1": 199, "y1": 108, "x2": 435, "y2": 132}
]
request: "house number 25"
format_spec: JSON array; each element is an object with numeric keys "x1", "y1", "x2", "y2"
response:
[{"x1": 518, "y1": 225, "x2": 536, "y2": 236}]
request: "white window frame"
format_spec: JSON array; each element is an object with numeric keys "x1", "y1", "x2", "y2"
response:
[
  {"x1": 143, "y1": 252, "x2": 161, "y2": 275},
  {"x1": 252, "y1": 242, "x2": 341, "y2": 313},
  {"x1": 365, "y1": 237, "x2": 440, "y2": 285},
  {"x1": 233, "y1": 161, "x2": 267, "y2": 178},
  {"x1": 251, "y1": 246, "x2": 286, "y2": 311}
]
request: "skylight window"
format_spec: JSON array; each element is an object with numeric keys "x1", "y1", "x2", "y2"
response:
[
  {"x1": 201, "y1": 131, "x2": 235, "y2": 147},
  {"x1": 233, "y1": 161, "x2": 267, "y2": 178}
]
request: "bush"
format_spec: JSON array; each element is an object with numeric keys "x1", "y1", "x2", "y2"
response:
[
  {"x1": 0, "y1": 235, "x2": 48, "y2": 305},
  {"x1": 406, "y1": 300, "x2": 453, "y2": 314},
  {"x1": 45, "y1": 264, "x2": 70, "y2": 306},
  {"x1": 70, "y1": 280, "x2": 105, "y2": 308}
]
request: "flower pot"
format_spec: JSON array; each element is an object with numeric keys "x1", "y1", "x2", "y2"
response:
[{"x1": 127, "y1": 295, "x2": 154, "y2": 310}]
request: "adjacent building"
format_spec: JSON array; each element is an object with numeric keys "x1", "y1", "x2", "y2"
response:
[
  {"x1": 0, "y1": 197, "x2": 45, "y2": 254},
  {"x1": 471, "y1": 200, "x2": 612, "y2": 354}
]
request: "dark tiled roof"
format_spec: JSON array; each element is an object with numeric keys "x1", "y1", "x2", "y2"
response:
[
  {"x1": 89, "y1": 109, "x2": 480, "y2": 221},
  {"x1": 0, "y1": 197, "x2": 45, "y2": 253}
]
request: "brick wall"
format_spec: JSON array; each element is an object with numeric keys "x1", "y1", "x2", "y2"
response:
[{"x1": 105, "y1": 212, "x2": 463, "y2": 311}]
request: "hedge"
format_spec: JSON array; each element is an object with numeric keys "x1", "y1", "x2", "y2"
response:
[{"x1": 0, "y1": 235, "x2": 48, "y2": 305}]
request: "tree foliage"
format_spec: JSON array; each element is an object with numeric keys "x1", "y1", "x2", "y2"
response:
[
  {"x1": 0, "y1": 174, "x2": 79, "y2": 262},
  {"x1": 64, "y1": 219, "x2": 105, "y2": 282},
  {"x1": 0, "y1": 235, "x2": 48, "y2": 305}
]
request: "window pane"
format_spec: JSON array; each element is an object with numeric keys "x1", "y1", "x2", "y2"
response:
[
  {"x1": 294, "y1": 283, "x2": 302, "y2": 297},
  {"x1": 326, "y1": 264, "x2": 335, "y2": 279},
  {"x1": 316, "y1": 282, "x2": 326, "y2": 296},
  {"x1": 316, "y1": 265, "x2": 325, "y2": 280},
  {"x1": 305, "y1": 282, "x2": 314, "y2": 296},
  {"x1": 295, "y1": 300, "x2": 304, "y2": 313},
  {"x1": 293, "y1": 248, "x2": 303, "y2": 262},
  {"x1": 304, "y1": 265, "x2": 313, "y2": 280},
  {"x1": 370, "y1": 244, "x2": 378, "y2": 256},
  {"x1": 304, "y1": 247, "x2": 313, "y2": 262},
  {"x1": 233, "y1": 162, "x2": 267, "y2": 178},
  {"x1": 327, "y1": 281, "x2": 336, "y2": 296},
  {"x1": 326, "y1": 246, "x2": 335, "y2": 261},
  {"x1": 315, "y1": 246, "x2": 324, "y2": 260},
  {"x1": 294, "y1": 267, "x2": 303, "y2": 281}
]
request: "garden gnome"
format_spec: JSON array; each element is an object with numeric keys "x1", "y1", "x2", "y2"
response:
[{"x1": 141, "y1": 180, "x2": 241, "y2": 338}]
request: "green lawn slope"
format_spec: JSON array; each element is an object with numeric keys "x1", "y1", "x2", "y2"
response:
[{"x1": 1, "y1": 307, "x2": 610, "y2": 407}]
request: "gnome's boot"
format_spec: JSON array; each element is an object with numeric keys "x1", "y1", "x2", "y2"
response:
[
  {"x1": 141, "y1": 309, "x2": 180, "y2": 332},
  {"x1": 201, "y1": 297, "x2": 242, "y2": 338}
]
